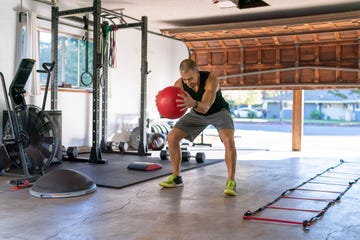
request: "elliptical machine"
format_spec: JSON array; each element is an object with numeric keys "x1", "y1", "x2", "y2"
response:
[{"x1": 0, "y1": 58, "x2": 58, "y2": 185}]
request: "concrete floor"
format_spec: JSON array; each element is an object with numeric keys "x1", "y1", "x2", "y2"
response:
[{"x1": 0, "y1": 133, "x2": 359, "y2": 240}]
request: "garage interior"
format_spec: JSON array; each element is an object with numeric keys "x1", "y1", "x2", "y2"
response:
[{"x1": 0, "y1": 0, "x2": 360, "y2": 239}]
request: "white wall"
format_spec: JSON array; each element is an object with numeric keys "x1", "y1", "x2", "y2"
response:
[
  {"x1": 106, "y1": 29, "x2": 187, "y2": 143},
  {"x1": 0, "y1": 0, "x2": 188, "y2": 147},
  {"x1": 0, "y1": 0, "x2": 19, "y2": 114}
]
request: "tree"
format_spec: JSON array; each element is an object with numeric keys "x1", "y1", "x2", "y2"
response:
[
  {"x1": 327, "y1": 89, "x2": 360, "y2": 98},
  {"x1": 350, "y1": 89, "x2": 360, "y2": 96},
  {"x1": 327, "y1": 90, "x2": 347, "y2": 99},
  {"x1": 243, "y1": 90, "x2": 263, "y2": 108},
  {"x1": 223, "y1": 90, "x2": 263, "y2": 109}
]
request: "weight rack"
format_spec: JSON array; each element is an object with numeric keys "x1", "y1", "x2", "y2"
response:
[
  {"x1": 51, "y1": 0, "x2": 149, "y2": 163},
  {"x1": 243, "y1": 159, "x2": 360, "y2": 230}
]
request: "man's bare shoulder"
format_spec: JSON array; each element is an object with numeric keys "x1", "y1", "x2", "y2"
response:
[
  {"x1": 174, "y1": 78, "x2": 183, "y2": 88},
  {"x1": 205, "y1": 72, "x2": 219, "y2": 90}
]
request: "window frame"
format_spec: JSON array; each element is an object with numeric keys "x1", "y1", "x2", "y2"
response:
[{"x1": 38, "y1": 29, "x2": 93, "y2": 89}]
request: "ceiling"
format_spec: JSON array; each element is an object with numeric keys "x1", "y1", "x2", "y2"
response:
[
  {"x1": 57, "y1": 0, "x2": 360, "y2": 32},
  {"x1": 55, "y1": 0, "x2": 360, "y2": 89}
]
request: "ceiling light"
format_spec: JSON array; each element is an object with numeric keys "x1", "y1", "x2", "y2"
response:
[
  {"x1": 213, "y1": 0, "x2": 270, "y2": 9},
  {"x1": 238, "y1": 0, "x2": 270, "y2": 9},
  {"x1": 212, "y1": 0, "x2": 237, "y2": 9}
]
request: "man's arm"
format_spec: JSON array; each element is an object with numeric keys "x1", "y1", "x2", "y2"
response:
[
  {"x1": 174, "y1": 73, "x2": 219, "y2": 114},
  {"x1": 174, "y1": 78, "x2": 195, "y2": 112}
]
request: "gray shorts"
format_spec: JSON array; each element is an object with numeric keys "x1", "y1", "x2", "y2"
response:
[{"x1": 174, "y1": 108, "x2": 234, "y2": 142}]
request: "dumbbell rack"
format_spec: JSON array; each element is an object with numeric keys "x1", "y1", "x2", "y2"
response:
[
  {"x1": 243, "y1": 159, "x2": 360, "y2": 230},
  {"x1": 97, "y1": 120, "x2": 171, "y2": 156}
]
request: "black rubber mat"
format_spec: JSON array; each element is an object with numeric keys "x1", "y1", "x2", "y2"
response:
[{"x1": 51, "y1": 153, "x2": 223, "y2": 189}]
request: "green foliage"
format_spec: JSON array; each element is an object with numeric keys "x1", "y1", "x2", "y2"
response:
[
  {"x1": 263, "y1": 90, "x2": 291, "y2": 99},
  {"x1": 223, "y1": 90, "x2": 263, "y2": 106},
  {"x1": 39, "y1": 32, "x2": 52, "y2": 84},
  {"x1": 64, "y1": 37, "x2": 79, "y2": 86},
  {"x1": 310, "y1": 110, "x2": 324, "y2": 120},
  {"x1": 327, "y1": 90, "x2": 347, "y2": 99},
  {"x1": 225, "y1": 98, "x2": 236, "y2": 110},
  {"x1": 39, "y1": 31, "x2": 93, "y2": 88},
  {"x1": 244, "y1": 90, "x2": 263, "y2": 106},
  {"x1": 350, "y1": 90, "x2": 360, "y2": 96}
]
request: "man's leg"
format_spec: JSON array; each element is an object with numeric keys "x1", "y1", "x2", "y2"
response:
[
  {"x1": 219, "y1": 128, "x2": 237, "y2": 195},
  {"x1": 219, "y1": 129, "x2": 237, "y2": 180},
  {"x1": 160, "y1": 110, "x2": 207, "y2": 188},
  {"x1": 159, "y1": 128, "x2": 187, "y2": 188},
  {"x1": 167, "y1": 128, "x2": 188, "y2": 176}
]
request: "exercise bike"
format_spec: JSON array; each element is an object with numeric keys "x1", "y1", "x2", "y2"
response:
[{"x1": 0, "y1": 59, "x2": 58, "y2": 185}]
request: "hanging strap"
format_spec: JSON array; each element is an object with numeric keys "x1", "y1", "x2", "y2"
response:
[
  {"x1": 100, "y1": 21, "x2": 110, "y2": 65},
  {"x1": 108, "y1": 24, "x2": 117, "y2": 68},
  {"x1": 80, "y1": 14, "x2": 93, "y2": 87},
  {"x1": 100, "y1": 21, "x2": 110, "y2": 88}
]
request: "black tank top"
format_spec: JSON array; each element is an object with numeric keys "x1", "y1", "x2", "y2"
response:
[{"x1": 182, "y1": 71, "x2": 229, "y2": 116}]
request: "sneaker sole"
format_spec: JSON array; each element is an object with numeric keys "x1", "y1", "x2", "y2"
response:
[
  {"x1": 159, "y1": 183, "x2": 184, "y2": 188},
  {"x1": 224, "y1": 190, "x2": 236, "y2": 196}
]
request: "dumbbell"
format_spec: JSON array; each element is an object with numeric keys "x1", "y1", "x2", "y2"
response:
[
  {"x1": 160, "y1": 149, "x2": 181, "y2": 160},
  {"x1": 101, "y1": 141, "x2": 115, "y2": 152},
  {"x1": 160, "y1": 150, "x2": 205, "y2": 163},
  {"x1": 160, "y1": 149, "x2": 169, "y2": 160},
  {"x1": 181, "y1": 151, "x2": 205, "y2": 163},
  {"x1": 66, "y1": 146, "x2": 79, "y2": 159},
  {"x1": 118, "y1": 142, "x2": 129, "y2": 153}
]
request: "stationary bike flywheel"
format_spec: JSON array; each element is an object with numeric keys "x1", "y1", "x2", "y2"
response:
[{"x1": 5, "y1": 105, "x2": 58, "y2": 173}]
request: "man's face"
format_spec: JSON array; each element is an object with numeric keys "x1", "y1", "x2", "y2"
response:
[{"x1": 181, "y1": 70, "x2": 198, "y2": 88}]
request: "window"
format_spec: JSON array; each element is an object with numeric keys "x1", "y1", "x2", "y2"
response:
[
  {"x1": 64, "y1": 36, "x2": 79, "y2": 86},
  {"x1": 38, "y1": 31, "x2": 93, "y2": 88}
]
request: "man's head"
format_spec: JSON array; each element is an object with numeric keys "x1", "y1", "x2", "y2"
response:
[{"x1": 179, "y1": 59, "x2": 198, "y2": 88}]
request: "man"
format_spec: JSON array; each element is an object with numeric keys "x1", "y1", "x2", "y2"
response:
[{"x1": 159, "y1": 58, "x2": 237, "y2": 196}]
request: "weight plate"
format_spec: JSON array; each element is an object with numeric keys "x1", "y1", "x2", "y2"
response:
[{"x1": 129, "y1": 127, "x2": 140, "y2": 150}]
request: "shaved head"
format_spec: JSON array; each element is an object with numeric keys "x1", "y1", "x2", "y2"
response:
[{"x1": 179, "y1": 59, "x2": 197, "y2": 73}]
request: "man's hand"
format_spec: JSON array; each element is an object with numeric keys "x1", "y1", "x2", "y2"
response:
[{"x1": 176, "y1": 92, "x2": 196, "y2": 112}]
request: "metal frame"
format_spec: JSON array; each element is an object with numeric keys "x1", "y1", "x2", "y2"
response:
[
  {"x1": 0, "y1": 73, "x2": 33, "y2": 180},
  {"x1": 51, "y1": 0, "x2": 149, "y2": 163}
]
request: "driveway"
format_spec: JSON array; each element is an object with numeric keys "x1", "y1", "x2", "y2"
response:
[
  {"x1": 233, "y1": 121, "x2": 360, "y2": 136},
  {"x1": 201, "y1": 121, "x2": 359, "y2": 153}
]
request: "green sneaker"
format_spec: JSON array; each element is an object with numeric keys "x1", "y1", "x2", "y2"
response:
[
  {"x1": 224, "y1": 180, "x2": 236, "y2": 196},
  {"x1": 159, "y1": 174, "x2": 183, "y2": 188}
]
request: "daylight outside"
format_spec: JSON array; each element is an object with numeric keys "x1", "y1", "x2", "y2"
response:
[{"x1": 197, "y1": 89, "x2": 360, "y2": 153}]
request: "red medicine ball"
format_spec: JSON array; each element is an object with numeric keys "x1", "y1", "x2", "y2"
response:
[{"x1": 156, "y1": 86, "x2": 186, "y2": 119}]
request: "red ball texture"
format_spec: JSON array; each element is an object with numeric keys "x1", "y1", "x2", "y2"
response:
[{"x1": 156, "y1": 86, "x2": 186, "y2": 119}]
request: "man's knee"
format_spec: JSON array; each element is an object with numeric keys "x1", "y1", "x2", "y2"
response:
[
  {"x1": 219, "y1": 129, "x2": 234, "y2": 140},
  {"x1": 167, "y1": 128, "x2": 186, "y2": 145},
  {"x1": 223, "y1": 137, "x2": 235, "y2": 149},
  {"x1": 220, "y1": 132, "x2": 235, "y2": 149},
  {"x1": 167, "y1": 131, "x2": 177, "y2": 145}
]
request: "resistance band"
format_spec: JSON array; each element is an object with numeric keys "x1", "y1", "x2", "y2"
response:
[
  {"x1": 100, "y1": 21, "x2": 110, "y2": 88},
  {"x1": 108, "y1": 24, "x2": 117, "y2": 68}
]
